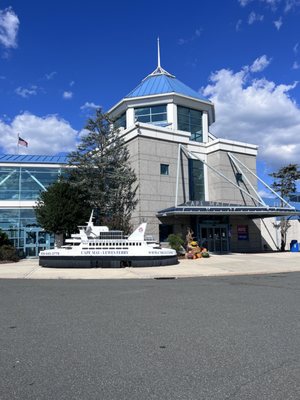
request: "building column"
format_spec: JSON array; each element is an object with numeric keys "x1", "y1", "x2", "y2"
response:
[
  {"x1": 202, "y1": 111, "x2": 208, "y2": 143},
  {"x1": 167, "y1": 103, "x2": 177, "y2": 130},
  {"x1": 126, "y1": 107, "x2": 135, "y2": 128}
]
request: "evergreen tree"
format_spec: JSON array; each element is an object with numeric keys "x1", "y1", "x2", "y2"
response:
[
  {"x1": 68, "y1": 109, "x2": 138, "y2": 233},
  {"x1": 269, "y1": 164, "x2": 300, "y2": 251},
  {"x1": 35, "y1": 180, "x2": 90, "y2": 240}
]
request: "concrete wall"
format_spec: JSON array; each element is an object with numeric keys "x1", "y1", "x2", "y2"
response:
[
  {"x1": 207, "y1": 151, "x2": 257, "y2": 205},
  {"x1": 229, "y1": 216, "x2": 262, "y2": 252},
  {"x1": 127, "y1": 136, "x2": 189, "y2": 239},
  {"x1": 261, "y1": 217, "x2": 300, "y2": 251}
]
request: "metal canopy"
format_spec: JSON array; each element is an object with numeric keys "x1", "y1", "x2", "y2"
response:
[{"x1": 157, "y1": 201, "x2": 300, "y2": 219}]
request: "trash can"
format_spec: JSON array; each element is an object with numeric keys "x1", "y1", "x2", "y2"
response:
[{"x1": 290, "y1": 240, "x2": 299, "y2": 252}]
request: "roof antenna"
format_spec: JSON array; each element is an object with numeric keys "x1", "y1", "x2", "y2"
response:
[
  {"x1": 143, "y1": 37, "x2": 175, "y2": 80},
  {"x1": 157, "y1": 37, "x2": 161, "y2": 68}
]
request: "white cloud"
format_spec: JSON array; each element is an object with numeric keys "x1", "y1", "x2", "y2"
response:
[
  {"x1": 45, "y1": 71, "x2": 57, "y2": 80},
  {"x1": 63, "y1": 91, "x2": 73, "y2": 99},
  {"x1": 236, "y1": 19, "x2": 243, "y2": 31},
  {"x1": 249, "y1": 55, "x2": 271, "y2": 72},
  {"x1": 80, "y1": 102, "x2": 100, "y2": 111},
  {"x1": 273, "y1": 16, "x2": 283, "y2": 29},
  {"x1": 284, "y1": 0, "x2": 300, "y2": 12},
  {"x1": 239, "y1": 0, "x2": 253, "y2": 6},
  {"x1": 0, "y1": 7, "x2": 19, "y2": 48},
  {"x1": 0, "y1": 113, "x2": 78, "y2": 155},
  {"x1": 258, "y1": 189, "x2": 276, "y2": 199},
  {"x1": 262, "y1": 0, "x2": 281, "y2": 10},
  {"x1": 202, "y1": 59, "x2": 300, "y2": 168},
  {"x1": 292, "y1": 61, "x2": 300, "y2": 69},
  {"x1": 248, "y1": 11, "x2": 264, "y2": 24},
  {"x1": 293, "y1": 43, "x2": 299, "y2": 54},
  {"x1": 69, "y1": 80, "x2": 75, "y2": 87},
  {"x1": 178, "y1": 28, "x2": 203, "y2": 45},
  {"x1": 15, "y1": 85, "x2": 38, "y2": 98}
]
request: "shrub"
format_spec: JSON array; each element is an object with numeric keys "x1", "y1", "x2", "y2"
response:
[
  {"x1": 0, "y1": 245, "x2": 19, "y2": 262},
  {"x1": 0, "y1": 229, "x2": 11, "y2": 246},
  {"x1": 167, "y1": 234, "x2": 185, "y2": 254}
]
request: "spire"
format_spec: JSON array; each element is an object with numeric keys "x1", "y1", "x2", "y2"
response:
[
  {"x1": 157, "y1": 37, "x2": 161, "y2": 68},
  {"x1": 143, "y1": 38, "x2": 175, "y2": 80}
]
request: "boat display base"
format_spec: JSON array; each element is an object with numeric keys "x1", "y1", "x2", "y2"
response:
[{"x1": 39, "y1": 255, "x2": 178, "y2": 268}]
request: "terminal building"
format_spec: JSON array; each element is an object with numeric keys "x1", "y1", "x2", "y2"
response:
[{"x1": 0, "y1": 46, "x2": 299, "y2": 256}]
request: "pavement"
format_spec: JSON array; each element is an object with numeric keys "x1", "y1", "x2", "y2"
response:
[{"x1": 0, "y1": 251, "x2": 299, "y2": 279}]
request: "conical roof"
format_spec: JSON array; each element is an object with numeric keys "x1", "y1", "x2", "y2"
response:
[
  {"x1": 125, "y1": 38, "x2": 209, "y2": 102},
  {"x1": 125, "y1": 72, "x2": 209, "y2": 102}
]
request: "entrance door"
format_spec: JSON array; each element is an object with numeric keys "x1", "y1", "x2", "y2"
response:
[
  {"x1": 24, "y1": 228, "x2": 51, "y2": 257},
  {"x1": 199, "y1": 225, "x2": 229, "y2": 253}
]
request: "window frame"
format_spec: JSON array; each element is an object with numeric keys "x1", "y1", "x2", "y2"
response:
[
  {"x1": 160, "y1": 163, "x2": 169, "y2": 176},
  {"x1": 135, "y1": 105, "x2": 167, "y2": 125},
  {"x1": 177, "y1": 105, "x2": 203, "y2": 142}
]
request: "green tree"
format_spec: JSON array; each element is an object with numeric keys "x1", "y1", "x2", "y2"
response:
[
  {"x1": 269, "y1": 164, "x2": 300, "y2": 251},
  {"x1": 0, "y1": 229, "x2": 11, "y2": 246},
  {"x1": 68, "y1": 109, "x2": 138, "y2": 233},
  {"x1": 35, "y1": 180, "x2": 90, "y2": 245}
]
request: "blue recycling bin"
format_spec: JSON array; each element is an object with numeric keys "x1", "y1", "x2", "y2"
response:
[{"x1": 290, "y1": 240, "x2": 299, "y2": 252}]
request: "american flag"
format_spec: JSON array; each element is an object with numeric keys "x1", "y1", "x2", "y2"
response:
[{"x1": 18, "y1": 136, "x2": 28, "y2": 147}]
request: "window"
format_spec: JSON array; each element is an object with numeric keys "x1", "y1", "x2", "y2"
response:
[
  {"x1": 177, "y1": 106, "x2": 202, "y2": 142},
  {"x1": 160, "y1": 164, "x2": 169, "y2": 175},
  {"x1": 188, "y1": 159, "x2": 205, "y2": 201},
  {"x1": 135, "y1": 105, "x2": 167, "y2": 125},
  {"x1": 114, "y1": 112, "x2": 126, "y2": 129},
  {"x1": 0, "y1": 167, "x2": 64, "y2": 201}
]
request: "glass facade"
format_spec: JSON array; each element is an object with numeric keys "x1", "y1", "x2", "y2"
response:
[
  {"x1": 135, "y1": 105, "x2": 167, "y2": 125},
  {"x1": 114, "y1": 112, "x2": 126, "y2": 129},
  {"x1": 0, "y1": 167, "x2": 64, "y2": 200},
  {"x1": 0, "y1": 166, "x2": 63, "y2": 256},
  {"x1": 0, "y1": 208, "x2": 54, "y2": 257},
  {"x1": 177, "y1": 106, "x2": 203, "y2": 142},
  {"x1": 188, "y1": 159, "x2": 205, "y2": 201}
]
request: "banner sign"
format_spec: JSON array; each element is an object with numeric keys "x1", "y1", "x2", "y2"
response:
[{"x1": 237, "y1": 225, "x2": 249, "y2": 240}]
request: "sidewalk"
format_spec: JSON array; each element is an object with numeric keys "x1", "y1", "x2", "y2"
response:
[{"x1": 0, "y1": 252, "x2": 299, "y2": 279}]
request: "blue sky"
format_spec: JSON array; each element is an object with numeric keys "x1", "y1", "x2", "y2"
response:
[{"x1": 0, "y1": 0, "x2": 300, "y2": 190}]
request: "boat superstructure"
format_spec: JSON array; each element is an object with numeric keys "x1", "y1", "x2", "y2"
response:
[{"x1": 39, "y1": 212, "x2": 178, "y2": 268}]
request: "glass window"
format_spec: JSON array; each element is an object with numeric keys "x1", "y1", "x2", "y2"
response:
[
  {"x1": 135, "y1": 105, "x2": 167, "y2": 125},
  {"x1": 160, "y1": 164, "x2": 169, "y2": 175},
  {"x1": 188, "y1": 159, "x2": 205, "y2": 201},
  {"x1": 0, "y1": 167, "x2": 64, "y2": 201},
  {"x1": 178, "y1": 106, "x2": 203, "y2": 142},
  {"x1": 114, "y1": 112, "x2": 126, "y2": 129},
  {"x1": 0, "y1": 167, "x2": 20, "y2": 200}
]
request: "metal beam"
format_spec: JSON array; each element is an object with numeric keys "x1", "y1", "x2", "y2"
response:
[
  {"x1": 227, "y1": 152, "x2": 267, "y2": 206},
  {"x1": 228, "y1": 153, "x2": 294, "y2": 209},
  {"x1": 24, "y1": 170, "x2": 46, "y2": 191},
  {"x1": 0, "y1": 169, "x2": 17, "y2": 187},
  {"x1": 181, "y1": 146, "x2": 265, "y2": 206}
]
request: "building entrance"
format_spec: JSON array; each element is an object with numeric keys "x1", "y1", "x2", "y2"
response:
[
  {"x1": 199, "y1": 224, "x2": 229, "y2": 253},
  {"x1": 24, "y1": 228, "x2": 51, "y2": 257}
]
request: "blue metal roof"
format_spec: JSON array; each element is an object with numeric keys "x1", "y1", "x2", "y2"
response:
[
  {"x1": 126, "y1": 74, "x2": 209, "y2": 102},
  {"x1": 0, "y1": 154, "x2": 68, "y2": 164}
]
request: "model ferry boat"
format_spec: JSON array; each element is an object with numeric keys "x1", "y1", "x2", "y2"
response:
[{"x1": 39, "y1": 212, "x2": 178, "y2": 268}]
